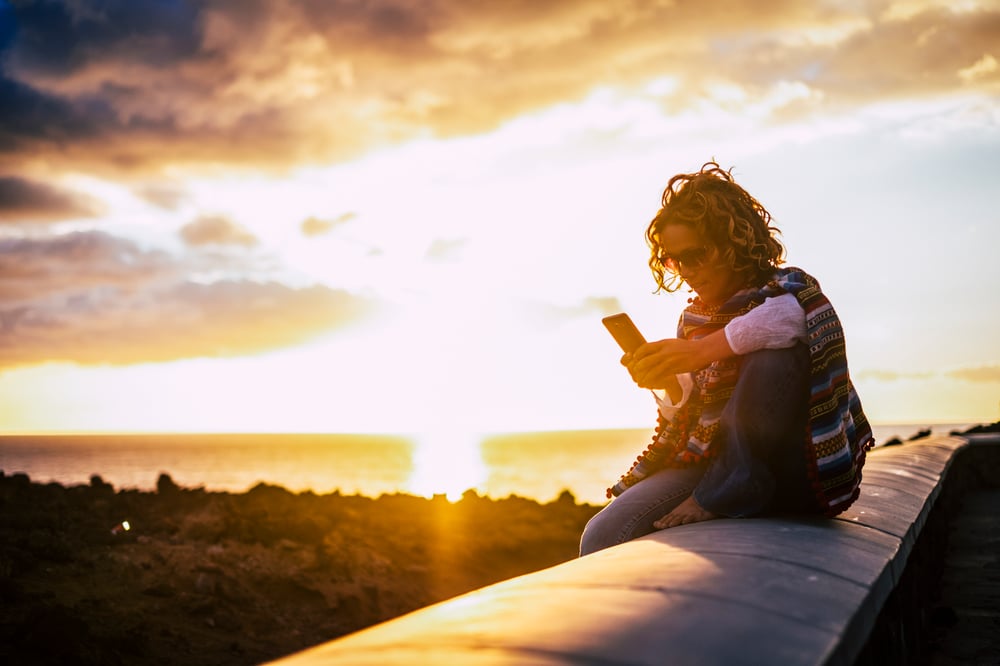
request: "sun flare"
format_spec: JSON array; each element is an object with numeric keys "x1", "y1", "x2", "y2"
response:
[{"x1": 407, "y1": 430, "x2": 487, "y2": 501}]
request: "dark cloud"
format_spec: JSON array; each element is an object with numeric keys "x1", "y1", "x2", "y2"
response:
[
  {"x1": 180, "y1": 215, "x2": 257, "y2": 248},
  {"x1": 0, "y1": 230, "x2": 376, "y2": 368},
  {"x1": 0, "y1": 1, "x2": 996, "y2": 173},
  {"x1": 0, "y1": 73, "x2": 113, "y2": 152},
  {"x1": 295, "y1": 0, "x2": 437, "y2": 44},
  {"x1": 0, "y1": 3, "x2": 15, "y2": 51},
  {"x1": 0, "y1": 1, "x2": 225, "y2": 171},
  {"x1": 5, "y1": 0, "x2": 204, "y2": 77},
  {"x1": 0, "y1": 176, "x2": 103, "y2": 222}
]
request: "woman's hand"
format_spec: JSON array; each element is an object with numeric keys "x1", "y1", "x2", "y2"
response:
[
  {"x1": 622, "y1": 329, "x2": 736, "y2": 390},
  {"x1": 622, "y1": 338, "x2": 708, "y2": 389}
]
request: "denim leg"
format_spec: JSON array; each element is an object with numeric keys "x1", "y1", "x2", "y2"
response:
[
  {"x1": 579, "y1": 465, "x2": 706, "y2": 556},
  {"x1": 693, "y1": 344, "x2": 812, "y2": 518}
]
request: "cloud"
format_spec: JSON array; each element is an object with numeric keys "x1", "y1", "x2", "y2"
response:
[
  {"x1": 794, "y1": 8, "x2": 1000, "y2": 105},
  {"x1": 854, "y1": 368, "x2": 934, "y2": 382},
  {"x1": 425, "y1": 237, "x2": 467, "y2": 262},
  {"x1": 958, "y1": 53, "x2": 999, "y2": 83},
  {"x1": 857, "y1": 364, "x2": 1000, "y2": 384},
  {"x1": 135, "y1": 183, "x2": 187, "y2": 210},
  {"x1": 0, "y1": 280, "x2": 374, "y2": 368},
  {"x1": 0, "y1": 230, "x2": 377, "y2": 369},
  {"x1": 584, "y1": 296, "x2": 627, "y2": 315},
  {"x1": 0, "y1": 176, "x2": 103, "y2": 222},
  {"x1": 521, "y1": 295, "x2": 625, "y2": 326},
  {"x1": 301, "y1": 212, "x2": 356, "y2": 237},
  {"x1": 1, "y1": 1, "x2": 996, "y2": 173},
  {"x1": 947, "y1": 364, "x2": 1000, "y2": 383},
  {"x1": 2, "y1": 0, "x2": 203, "y2": 79},
  {"x1": 0, "y1": 231, "x2": 178, "y2": 304},
  {"x1": 0, "y1": 70, "x2": 113, "y2": 158},
  {"x1": 180, "y1": 215, "x2": 258, "y2": 248}
]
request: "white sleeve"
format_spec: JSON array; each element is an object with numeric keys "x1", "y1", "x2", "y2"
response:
[
  {"x1": 724, "y1": 293, "x2": 807, "y2": 355},
  {"x1": 653, "y1": 373, "x2": 695, "y2": 420}
]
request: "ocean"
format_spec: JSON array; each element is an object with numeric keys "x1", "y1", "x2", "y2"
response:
[{"x1": 0, "y1": 423, "x2": 974, "y2": 506}]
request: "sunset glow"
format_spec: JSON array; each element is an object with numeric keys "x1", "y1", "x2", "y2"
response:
[
  {"x1": 408, "y1": 430, "x2": 487, "y2": 501},
  {"x1": 1, "y1": 1, "x2": 998, "y2": 435}
]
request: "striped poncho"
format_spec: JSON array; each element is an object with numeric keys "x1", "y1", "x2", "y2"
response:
[{"x1": 607, "y1": 267, "x2": 874, "y2": 517}]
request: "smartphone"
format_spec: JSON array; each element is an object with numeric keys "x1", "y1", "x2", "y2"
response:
[{"x1": 602, "y1": 313, "x2": 647, "y2": 354}]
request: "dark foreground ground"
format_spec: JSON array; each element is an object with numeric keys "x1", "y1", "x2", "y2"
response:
[{"x1": 0, "y1": 473, "x2": 600, "y2": 665}]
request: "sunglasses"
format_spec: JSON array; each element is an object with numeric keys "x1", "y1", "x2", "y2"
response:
[{"x1": 661, "y1": 246, "x2": 711, "y2": 273}]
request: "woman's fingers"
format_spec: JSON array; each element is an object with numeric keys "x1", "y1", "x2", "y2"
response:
[
  {"x1": 633, "y1": 354, "x2": 678, "y2": 388},
  {"x1": 637, "y1": 339, "x2": 705, "y2": 378},
  {"x1": 625, "y1": 338, "x2": 700, "y2": 389}
]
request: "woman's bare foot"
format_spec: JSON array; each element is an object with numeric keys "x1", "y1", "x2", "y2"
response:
[{"x1": 653, "y1": 495, "x2": 717, "y2": 530}]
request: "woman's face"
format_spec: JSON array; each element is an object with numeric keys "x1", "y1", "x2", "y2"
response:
[{"x1": 659, "y1": 224, "x2": 743, "y2": 307}]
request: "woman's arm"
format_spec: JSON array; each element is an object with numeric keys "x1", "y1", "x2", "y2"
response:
[
  {"x1": 725, "y1": 293, "x2": 806, "y2": 354},
  {"x1": 628, "y1": 294, "x2": 806, "y2": 383}
]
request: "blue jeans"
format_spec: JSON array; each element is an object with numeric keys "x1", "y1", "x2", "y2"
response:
[
  {"x1": 579, "y1": 464, "x2": 707, "y2": 556},
  {"x1": 580, "y1": 345, "x2": 813, "y2": 556}
]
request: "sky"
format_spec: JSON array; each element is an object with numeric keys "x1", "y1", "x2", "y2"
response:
[{"x1": 0, "y1": 0, "x2": 998, "y2": 436}]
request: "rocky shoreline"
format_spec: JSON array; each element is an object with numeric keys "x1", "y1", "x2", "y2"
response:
[{"x1": 0, "y1": 472, "x2": 601, "y2": 665}]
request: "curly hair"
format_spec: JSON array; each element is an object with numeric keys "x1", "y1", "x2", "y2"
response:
[{"x1": 645, "y1": 161, "x2": 786, "y2": 293}]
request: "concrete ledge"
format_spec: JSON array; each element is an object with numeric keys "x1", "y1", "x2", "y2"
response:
[{"x1": 269, "y1": 433, "x2": 1000, "y2": 666}]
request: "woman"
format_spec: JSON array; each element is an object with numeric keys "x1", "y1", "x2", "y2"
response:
[{"x1": 580, "y1": 162, "x2": 873, "y2": 556}]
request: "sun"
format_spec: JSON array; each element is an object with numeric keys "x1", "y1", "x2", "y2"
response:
[{"x1": 407, "y1": 430, "x2": 487, "y2": 501}]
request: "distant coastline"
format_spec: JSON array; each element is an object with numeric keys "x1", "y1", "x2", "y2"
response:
[{"x1": 0, "y1": 422, "x2": 980, "y2": 505}]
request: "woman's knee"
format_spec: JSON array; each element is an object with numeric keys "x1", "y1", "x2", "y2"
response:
[
  {"x1": 739, "y1": 345, "x2": 810, "y2": 390},
  {"x1": 580, "y1": 468, "x2": 706, "y2": 556},
  {"x1": 728, "y1": 345, "x2": 810, "y2": 427},
  {"x1": 579, "y1": 508, "x2": 622, "y2": 556}
]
